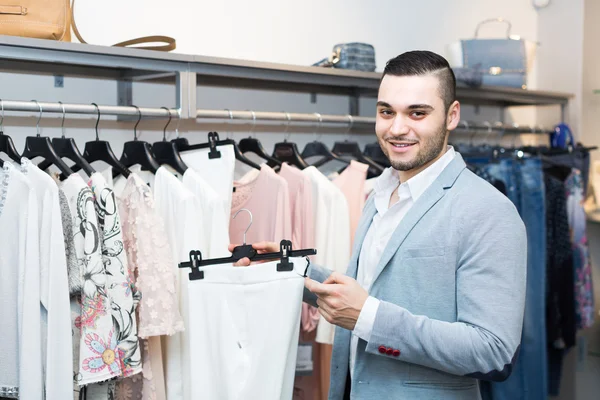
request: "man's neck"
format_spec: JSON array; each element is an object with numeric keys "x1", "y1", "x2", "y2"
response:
[{"x1": 397, "y1": 146, "x2": 448, "y2": 183}]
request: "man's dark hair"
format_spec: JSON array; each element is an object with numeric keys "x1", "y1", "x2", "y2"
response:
[{"x1": 382, "y1": 51, "x2": 456, "y2": 112}]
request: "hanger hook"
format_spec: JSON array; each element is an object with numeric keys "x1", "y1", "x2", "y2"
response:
[
  {"x1": 132, "y1": 105, "x2": 142, "y2": 141},
  {"x1": 175, "y1": 108, "x2": 182, "y2": 139},
  {"x1": 283, "y1": 112, "x2": 292, "y2": 141},
  {"x1": 91, "y1": 103, "x2": 101, "y2": 141},
  {"x1": 250, "y1": 111, "x2": 257, "y2": 138},
  {"x1": 224, "y1": 109, "x2": 234, "y2": 139},
  {"x1": 232, "y1": 208, "x2": 253, "y2": 245},
  {"x1": 0, "y1": 99, "x2": 4, "y2": 132},
  {"x1": 313, "y1": 112, "x2": 322, "y2": 141},
  {"x1": 58, "y1": 101, "x2": 67, "y2": 138},
  {"x1": 161, "y1": 107, "x2": 172, "y2": 141},
  {"x1": 345, "y1": 114, "x2": 354, "y2": 139},
  {"x1": 32, "y1": 100, "x2": 42, "y2": 137}
]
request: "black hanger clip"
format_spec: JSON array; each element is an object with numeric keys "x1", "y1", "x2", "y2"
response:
[
  {"x1": 208, "y1": 132, "x2": 222, "y2": 159},
  {"x1": 277, "y1": 240, "x2": 293, "y2": 272},
  {"x1": 179, "y1": 240, "x2": 316, "y2": 281}
]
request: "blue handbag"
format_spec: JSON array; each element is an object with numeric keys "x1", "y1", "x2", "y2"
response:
[
  {"x1": 460, "y1": 19, "x2": 528, "y2": 89},
  {"x1": 312, "y1": 42, "x2": 377, "y2": 72}
]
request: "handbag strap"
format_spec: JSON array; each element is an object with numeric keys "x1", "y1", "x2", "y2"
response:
[
  {"x1": 70, "y1": 0, "x2": 176, "y2": 52},
  {"x1": 474, "y1": 18, "x2": 512, "y2": 39}
]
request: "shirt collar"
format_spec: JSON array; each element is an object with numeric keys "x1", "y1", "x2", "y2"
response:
[{"x1": 373, "y1": 145, "x2": 456, "y2": 211}]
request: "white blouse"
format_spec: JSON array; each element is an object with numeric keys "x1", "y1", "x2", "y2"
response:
[{"x1": 0, "y1": 163, "x2": 42, "y2": 400}]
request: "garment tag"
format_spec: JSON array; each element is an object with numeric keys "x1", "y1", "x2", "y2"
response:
[{"x1": 295, "y1": 343, "x2": 313, "y2": 374}]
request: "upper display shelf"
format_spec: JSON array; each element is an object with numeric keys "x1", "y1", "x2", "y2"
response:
[{"x1": 0, "y1": 35, "x2": 573, "y2": 108}]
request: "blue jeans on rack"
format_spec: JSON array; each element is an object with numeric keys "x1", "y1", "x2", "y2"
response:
[{"x1": 464, "y1": 156, "x2": 547, "y2": 400}]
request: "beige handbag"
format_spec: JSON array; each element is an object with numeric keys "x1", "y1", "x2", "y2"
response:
[
  {"x1": 0, "y1": 0, "x2": 176, "y2": 51},
  {"x1": 0, "y1": 0, "x2": 71, "y2": 41}
]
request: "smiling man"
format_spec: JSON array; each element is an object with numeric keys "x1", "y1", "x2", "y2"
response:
[{"x1": 234, "y1": 51, "x2": 527, "y2": 400}]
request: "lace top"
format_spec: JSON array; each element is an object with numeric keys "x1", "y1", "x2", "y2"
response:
[{"x1": 117, "y1": 173, "x2": 184, "y2": 337}]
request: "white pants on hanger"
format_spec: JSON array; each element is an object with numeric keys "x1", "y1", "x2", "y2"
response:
[{"x1": 186, "y1": 257, "x2": 307, "y2": 400}]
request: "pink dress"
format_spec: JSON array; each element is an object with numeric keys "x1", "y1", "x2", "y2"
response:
[
  {"x1": 333, "y1": 161, "x2": 369, "y2": 247},
  {"x1": 230, "y1": 165, "x2": 292, "y2": 245},
  {"x1": 279, "y1": 163, "x2": 319, "y2": 333}
]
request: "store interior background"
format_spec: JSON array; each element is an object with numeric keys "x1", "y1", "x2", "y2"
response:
[{"x1": 2, "y1": 0, "x2": 599, "y2": 398}]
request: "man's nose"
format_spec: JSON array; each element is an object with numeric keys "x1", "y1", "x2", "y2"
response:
[{"x1": 389, "y1": 115, "x2": 410, "y2": 136}]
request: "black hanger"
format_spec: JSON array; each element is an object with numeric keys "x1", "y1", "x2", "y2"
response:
[
  {"x1": 72, "y1": 103, "x2": 130, "y2": 178},
  {"x1": 38, "y1": 101, "x2": 96, "y2": 176},
  {"x1": 0, "y1": 100, "x2": 21, "y2": 166},
  {"x1": 21, "y1": 100, "x2": 74, "y2": 177},
  {"x1": 332, "y1": 141, "x2": 384, "y2": 173},
  {"x1": 268, "y1": 113, "x2": 309, "y2": 169},
  {"x1": 152, "y1": 107, "x2": 188, "y2": 175},
  {"x1": 119, "y1": 105, "x2": 160, "y2": 174},
  {"x1": 363, "y1": 142, "x2": 391, "y2": 168},
  {"x1": 301, "y1": 113, "x2": 350, "y2": 168},
  {"x1": 238, "y1": 111, "x2": 282, "y2": 167}
]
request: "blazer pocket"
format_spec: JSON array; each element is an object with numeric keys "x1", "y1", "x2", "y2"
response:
[
  {"x1": 404, "y1": 246, "x2": 446, "y2": 259},
  {"x1": 405, "y1": 365, "x2": 476, "y2": 390}
]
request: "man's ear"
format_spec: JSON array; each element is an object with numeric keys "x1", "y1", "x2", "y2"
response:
[{"x1": 446, "y1": 101, "x2": 461, "y2": 131}]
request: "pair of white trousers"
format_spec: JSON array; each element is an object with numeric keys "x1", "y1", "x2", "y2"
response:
[{"x1": 187, "y1": 257, "x2": 307, "y2": 400}]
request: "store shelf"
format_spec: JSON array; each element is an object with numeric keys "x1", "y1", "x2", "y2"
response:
[{"x1": 0, "y1": 35, "x2": 574, "y2": 116}]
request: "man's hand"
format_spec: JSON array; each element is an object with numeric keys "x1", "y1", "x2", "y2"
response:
[
  {"x1": 304, "y1": 272, "x2": 368, "y2": 331},
  {"x1": 228, "y1": 241, "x2": 280, "y2": 266}
]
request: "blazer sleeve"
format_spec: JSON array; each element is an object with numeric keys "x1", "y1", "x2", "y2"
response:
[
  {"x1": 303, "y1": 264, "x2": 333, "y2": 307},
  {"x1": 364, "y1": 197, "x2": 527, "y2": 382}
]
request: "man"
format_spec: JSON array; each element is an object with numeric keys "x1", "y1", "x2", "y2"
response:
[{"x1": 232, "y1": 50, "x2": 527, "y2": 399}]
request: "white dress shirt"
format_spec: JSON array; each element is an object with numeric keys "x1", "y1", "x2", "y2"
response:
[{"x1": 350, "y1": 146, "x2": 456, "y2": 377}]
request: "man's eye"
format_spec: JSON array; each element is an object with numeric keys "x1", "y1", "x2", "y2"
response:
[
  {"x1": 411, "y1": 111, "x2": 426, "y2": 118},
  {"x1": 379, "y1": 109, "x2": 394, "y2": 116}
]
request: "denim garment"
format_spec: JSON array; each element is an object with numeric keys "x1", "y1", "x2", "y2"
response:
[{"x1": 465, "y1": 157, "x2": 548, "y2": 400}]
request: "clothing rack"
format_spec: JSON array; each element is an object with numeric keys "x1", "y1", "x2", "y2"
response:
[{"x1": 0, "y1": 99, "x2": 555, "y2": 135}]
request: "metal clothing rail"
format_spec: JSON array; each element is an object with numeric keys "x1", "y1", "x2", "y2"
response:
[{"x1": 0, "y1": 100, "x2": 554, "y2": 135}]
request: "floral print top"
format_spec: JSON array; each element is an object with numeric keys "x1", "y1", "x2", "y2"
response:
[{"x1": 87, "y1": 173, "x2": 142, "y2": 379}]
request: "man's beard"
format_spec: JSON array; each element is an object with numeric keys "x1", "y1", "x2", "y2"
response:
[{"x1": 379, "y1": 125, "x2": 447, "y2": 171}]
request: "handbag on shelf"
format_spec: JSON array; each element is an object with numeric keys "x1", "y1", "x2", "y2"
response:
[
  {"x1": 0, "y1": 0, "x2": 176, "y2": 51},
  {"x1": 312, "y1": 42, "x2": 377, "y2": 72},
  {"x1": 447, "y1": 18, "x2": 537, "y2": 89}
]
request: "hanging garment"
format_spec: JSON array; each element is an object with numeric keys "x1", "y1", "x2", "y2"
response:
[
  {"x1": 186, "y1": 257, "x2": 308, "y2": 400},
  {"x1": 114, "y1": 172, "x2": 185, "y2": 400},
  {"x1": 60, "y1": 173, "x2": 116, "y2": 389},
  {"x1": 302, "y1": 166, "x2": 350, "y2": 345},
  {"x1": 465, "y1": 156, "x2": 548, "y2": 400},
  {"x1": 279, "y1": 163, "x2": 319, "y2": 333},
  {"x1": 182, "y1": 168, "x2": 230, "y2": 258},
  {"x1": 0, "y1": 163, "x2": 42, "y2": 400},
  {"x1": 230, "y1": 164, "x2": 291, "y2": 245},
  {"x1": 544, "y1": 173, "x2": 576, "y2": 396},
  {"x1": 58, "y1": 189, "x2": 80, "y2": 295},
  {"x1": 20, "y1": 159, "x2": 72, "y2": 400},
  {"x1": 88, "y1": 173, "x2": 142, "y2": 379},
  {"x1": 180, "y1": 144, "x2": 236, "y2": 223},
  {"x1": 333, "y1": 160, "x2": 369, "y2": 246},
  {"x1": 154, "y1": 166, "x2": 202, "y2": 400},
  {"x1": 565, "y1": 169, "x2": 595, "y2": 329}
]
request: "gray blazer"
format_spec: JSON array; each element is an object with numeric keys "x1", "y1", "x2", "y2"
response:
[{"x1": 304, "y1": 153, "x2": 527, "y2": 400}]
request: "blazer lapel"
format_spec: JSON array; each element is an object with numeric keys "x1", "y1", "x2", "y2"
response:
[
  {"x1": 370, "y1": 154, "x2": 467, "y2": 287},
  {"x1": 345, "y1": 195, "x2": 377, "y2": 279}
]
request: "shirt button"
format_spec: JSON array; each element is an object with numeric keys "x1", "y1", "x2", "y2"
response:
[
  {"x1": 392, "y1": 349, "x2": 401, "y2": 357},
  {"x1": 378, "y1": 346, "x2": 387, "y2": 354},
  {"x1": 386, "y1": 347, "x2": 394, "y2": 355}
]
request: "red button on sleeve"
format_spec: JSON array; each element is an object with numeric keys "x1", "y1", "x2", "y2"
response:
[
  {"x1": 386, "y1": 347, "x2": 393, "y2": 355},
  {"x1": 378, "y1": 346, "x2": 386, "y2": 354},
  {"x1": 392, "y1": 349, "x2": 400, "y2": 357}
]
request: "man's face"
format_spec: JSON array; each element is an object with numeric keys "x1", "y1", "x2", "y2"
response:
[{"x1": 376, "y1": 74, "x2": 457, "y2": 172}]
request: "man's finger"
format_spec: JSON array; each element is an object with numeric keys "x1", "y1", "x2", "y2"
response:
[
  {"x1": 228, "y1": 243, "x2": 240, "y2": 253},
  {"x1": 318, "y1": 305, "x2": 334, "y2": 324},
  {"x1": 304, "y1": 278, "x2": 335, "y2": 295},
  {"x1": 233, "y1": 257, "x2": 251, "y2": 267},
  {"x1": 323, "y1": 272, "x2": 351, "y2": 285},
  {"x1": 252, "y1": 241, "x2": 280, "y2": 253}
]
